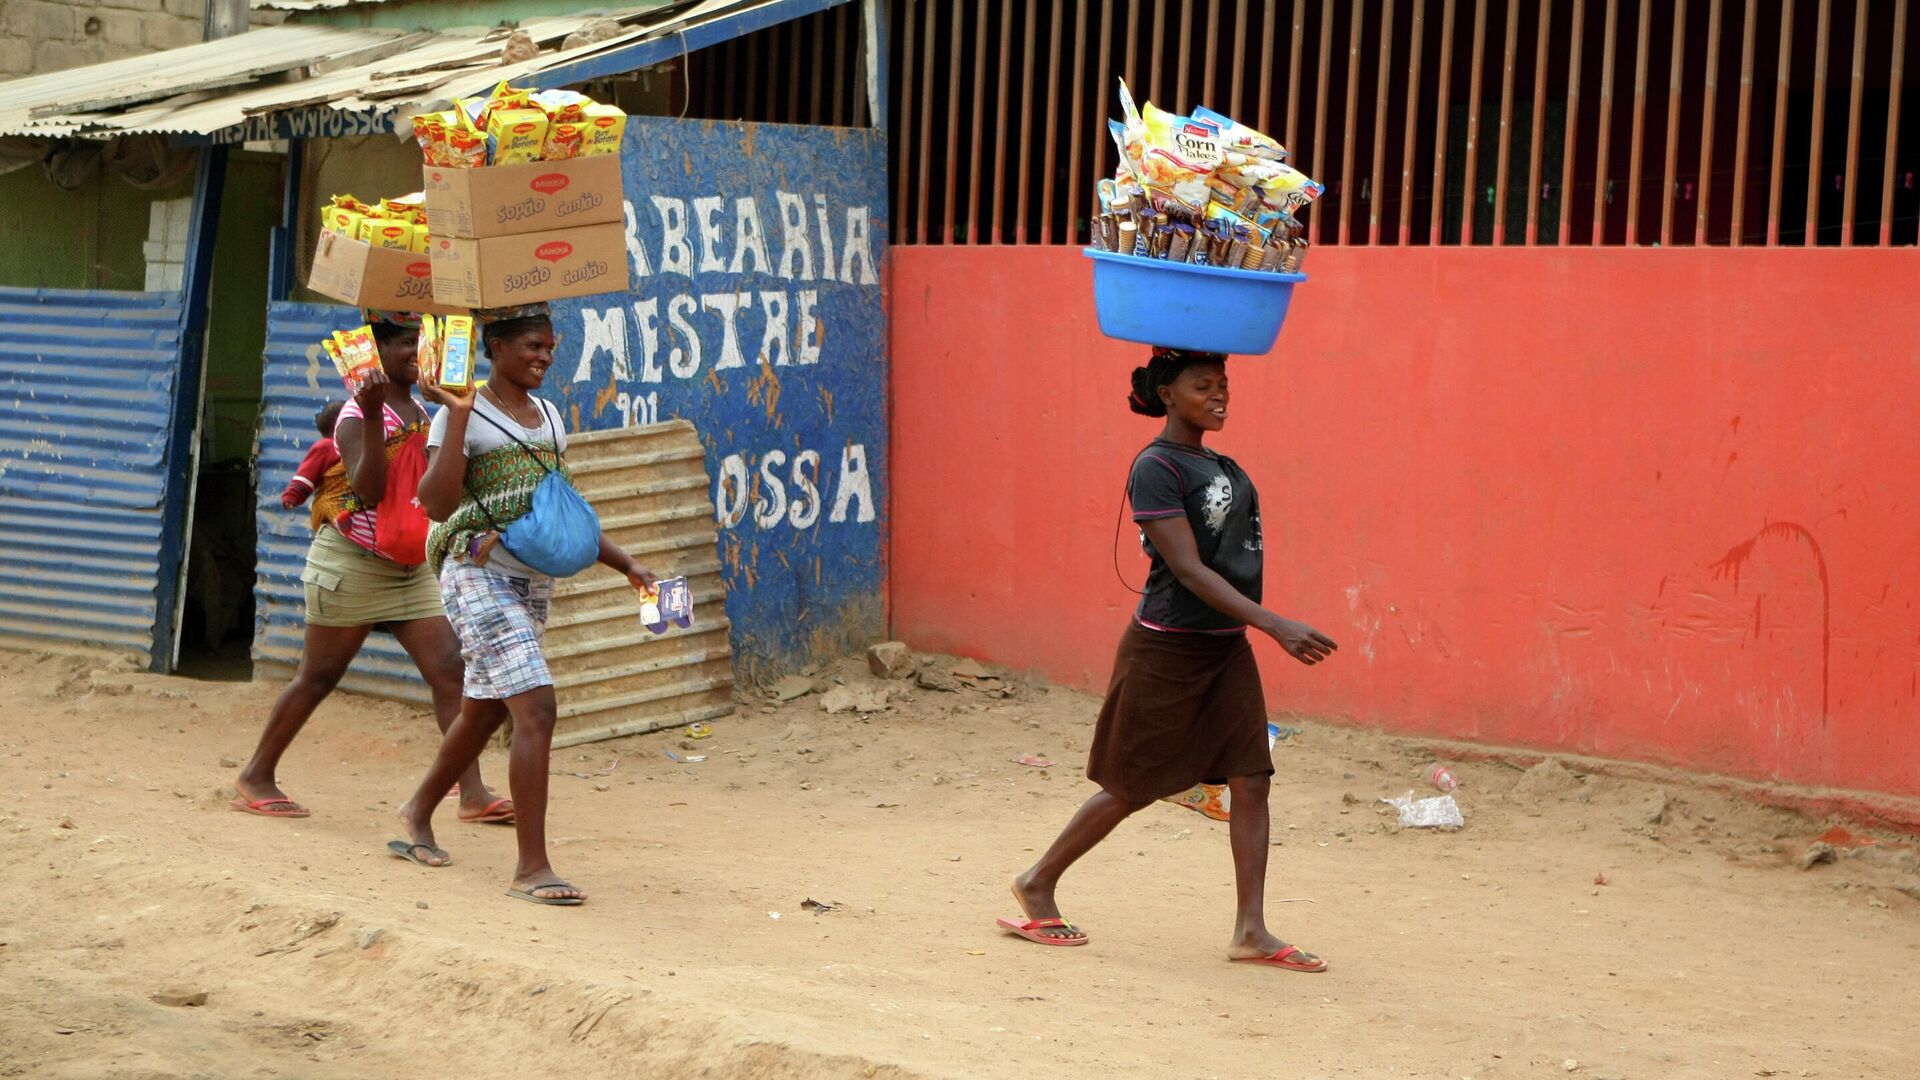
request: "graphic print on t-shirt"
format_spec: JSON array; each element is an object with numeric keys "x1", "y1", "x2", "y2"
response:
[{"x1": 1202, "y1": 474, "x2": 1233, "y2": 534}]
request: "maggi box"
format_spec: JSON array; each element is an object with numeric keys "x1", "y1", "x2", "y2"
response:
[
  {"x1": 427, "y1": 222, "x2": 629, "y2": 308},
  {"x1": 308, "y1": 231, "x2": 460, "y2": 314},
  {"x1": 421, "y1": 154, "x2": 623, "y2": 239}
]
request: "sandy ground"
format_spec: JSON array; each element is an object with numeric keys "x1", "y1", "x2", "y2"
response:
[{"x1": 2, "y1": 647, "x2": 1918, "y2": 1080}]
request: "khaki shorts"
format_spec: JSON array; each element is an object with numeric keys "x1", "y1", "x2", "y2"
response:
[{"x1": 301, "y1": 526, "x2": 446, "y2": 628}]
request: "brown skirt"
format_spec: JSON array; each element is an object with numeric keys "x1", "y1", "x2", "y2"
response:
[{"x1": 1086, "y1": 622, "x2": 1273, "y2": 803}]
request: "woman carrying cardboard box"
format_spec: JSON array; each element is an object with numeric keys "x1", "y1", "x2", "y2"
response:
[{"x1": 231, "y1": 311, "x2": 510, "y2": 826}]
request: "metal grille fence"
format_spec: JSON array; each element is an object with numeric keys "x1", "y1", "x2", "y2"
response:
[{"x1": 867, "y1": 0, "x2": 1918, "y2": 246}]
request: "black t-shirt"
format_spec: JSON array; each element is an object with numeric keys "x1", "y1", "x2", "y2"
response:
[{"x1": 1128, "y1": 439, "x2": 1264, "y2": 632}]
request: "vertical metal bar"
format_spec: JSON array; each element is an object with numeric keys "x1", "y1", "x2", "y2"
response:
[
  {"x1": 1882, "y1": 0, "x2": 1909, "y2": 246},
  {"x1": 1461, "y1": 0, "x2": 1489, "y2": 245},
  {"x1": 893, "y1": 1, "x2": 914, "y2": 239},
  {"x1": 1070, "y1": 0, "x2": 1098, "y2": 247},
  {"x1": 1806, "y1": 0, "x2": 1831, "y2": 244},
  {"x1": 1151, "y1": 0, "x2": 1167, "y2": 103},
  {"x1": 1431, "y1": 0, "x2": 1458, "y2": 243},
  {"x1": 1339, "y1": 0, "x2": 1364, "y2": 245},
  {"x1": 1279, "y1": 0, "x2": 1299, "y2": 148},
  {"x1": 990, "y1": 0, "x2": 1013, "y2": 243},
  {"x1": 1370, "y1": 0, "x2": 1395, "y2": 244},
  {"x1": 1696, "y1": 0, "x2": 1724, "y2": 243},
  {"x1": 788, "y1": 22, "x2": 803, "y2": 120},
  {"x1": 1625, "y1": 0, "x2": 1651, "y2": 245},
  {"x1": 1231, "y1": 0, "x2": 1249, "y2": 119},
  {"x1": 744, "y1": 30, "x2": 760, "y2": 120},
  {"x1": 1730, "y1": 0, "x2": 1757, "y2": 244},
  {"x1": 1041, "y1": 0, "x2": 1065, "y2": 243},
  {"x1": 833, "y1": 6, "x2": 848, "y2": 125},
  {"x1": 943, "y1": 0, "x2": 965, "y2": 244},
  {"x1": 1093, "y1": 0, "x2": 1114, "y2": 191},
  {"x1": 916, "y1": 1, "x2": 937, "y2": 244},
  {"x1": 811, "y1": 12, "x2": 826, "y2": 123},
  {"x1": 1178, "y1": 0, "x2": 1194, "y2": 106},
  {"x1": 1201, "y1": 0, "x2": 1218, "y2": 112},
  {"x1": 1560, "y1": 0, "x2": 1586, "y2": 245},
  {"x1": 1659, "y1": 0, "x2": 1688, "y2": 246},
  {"x1": 1400, "y1": 0, "x2": 1427, "y2": 243},
  {"x1": 1311, "y1": 1, "x2": 1333, "y2": 244},
  {"x1": 1767, "y1": 0, "x2": 1794, "y2": 246},
  {"x1": 1127, "y1": 0, "x2": 1142, "y2": 92},
  {"x1": 1841, "y1": 0, "x2": 1866, "y2": 244},
  {"x1": 1493, "y1": 0, "x2": 1519, "y2": 244},
  {"x1": 967, "y1": 0, "x2": 989, "y2": 243},
  {"x1": 1593, "y1": 0, "x2": 1620, "y2": 243},
  {"x1": 1016, "y1": 0, "x2": 1037, "y2": 244},
  {"x1": 1525, "y1": 2, "x2": 1551, "y2": 244}
]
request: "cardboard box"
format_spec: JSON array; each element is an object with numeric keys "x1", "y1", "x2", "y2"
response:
[
  {"x1": 308, "y1": 231, "x2": 460, "y2": 314},
  {"x1": 421, "y1": 154, "x2": 624, "y2": 239},
  {"x1": 428, "y1": 222, "x2": 630, "y2": 309}
]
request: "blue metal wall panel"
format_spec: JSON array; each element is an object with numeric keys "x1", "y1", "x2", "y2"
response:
[
  {"x1": 0, "y1": 288, "x2": 184, "y2": 661},
  {"x1": 252, "y1": 301, "x2": 427, "y2": 702},
  {"x1": 546, "y1": 118, "x2": 889, "y2": 679}
]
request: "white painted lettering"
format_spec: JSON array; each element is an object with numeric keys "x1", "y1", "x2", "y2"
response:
[
  {"x1": 796, "y1": 289, "x2": 822, "y2": 366},
  {"x1": 692, "y1": 194, "x2": 728, "y2": 274},
  {"x1": 730, "y1": 196, "x2": 772, "y2": 275},
  {"x1": 651, "y1": 196, "x2": 694, "y2": 277},
  {"x1": 702, "y1": 292, "x2": 753, "y2": 371},
  {"x1": 787, "y1": 449, "x2": 821, "y2": 528},
  {"x1": 829, "y1": 443, "x2": 876, "y2": 523},
  {"x1": 841, "y1": 206, "x2": 878, "y2": 285},
  {"x1": 666, "y1": 293, "x2": 702, "y2": 378},
  {"x1": 774, "y1": 191, "x2": 814, "y2": 281},
  {"x1": 754, "y1": 450, "x2": 789, "y2": 528}
]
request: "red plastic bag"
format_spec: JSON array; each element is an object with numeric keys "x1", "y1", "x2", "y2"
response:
[{"x1": 375, "y1": 431, "x2": 430, "y2": 567}]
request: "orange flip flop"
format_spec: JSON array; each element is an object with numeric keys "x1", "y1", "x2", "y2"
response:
[
  {"x1": 230, "y1": 796, "x2": 309, "y2": 818},
  {"x1": 1231, "y1": 945, "x2": 1328, "y2": 972},
  {"x1": 458, "y1": 797, "x2": 515, "y2": 825},
  {"x1": 997, "y1": 884, "x2": 1089, "y2": 946}
]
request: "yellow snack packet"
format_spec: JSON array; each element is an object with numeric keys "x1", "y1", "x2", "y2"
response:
[
  {"x1": 363, "y1": 219, "x2": 417, "y2": 251},
  {"x1": 579, "y1": 103, "x2": 626, "y2": 156},
  {"x1": 321, "y1": 337, "x2": 349, "y2": 379},
  {"x1": 416, "y1": 314, "x2": 441, "y2": 384},
  {"x1": 438, "y1": 315, "x2": 476, "y2": 391},
  {"x1": 323, "y1": 206, "x2": 365, "y2": 238},
  {"x1": 331, "y1": 326, "x2": 381, "y2": 394},
  {"x1": 487, "y1": 108, "x2": 549, "y2": 166},
  {"x1": 444, "y1": 101, "x2": 489, "y2": 168}
]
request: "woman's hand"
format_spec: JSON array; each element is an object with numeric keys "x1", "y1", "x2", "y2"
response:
[
  {"x1": 351, "y1": 367, "x2": 391, "y2": 417},
  {"x1": 1258, "y1": 615, "x2": 1339, "y2": 666},
  {"x1": 419, "y1": 379, "x2": 473, "y2": 413},
  {"x1": 624, "y1": 562, "x2": 661, "y2": 593}
]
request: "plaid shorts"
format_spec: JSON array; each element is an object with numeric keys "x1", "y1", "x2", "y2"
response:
[{"x1": 439, "y1": 558, "x2": 556, "y2": 700}]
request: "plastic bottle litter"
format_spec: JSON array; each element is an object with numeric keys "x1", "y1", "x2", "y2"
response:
[
  {"x1": 1427, "y1": 763, "x2": 1457, "y2": 793},
  {"x1": 1383, "y1": 791, "x2": 1465, "y2": 830}
]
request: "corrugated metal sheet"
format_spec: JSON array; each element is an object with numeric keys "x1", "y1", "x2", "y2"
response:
[
  {"x1": 0, "y1": 288, "x2": 184, "y2": 663},
  {"x1": 4, "y1": 1, "x2": 843, "y2": 142},
  {"x1": 252, "y1": 300, "x2": 428, "y2": 702},
  {"x1": 549, "y1": 421, "x2": 736, "y2": 748}
]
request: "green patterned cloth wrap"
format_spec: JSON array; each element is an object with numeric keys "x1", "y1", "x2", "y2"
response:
[{"x1": 427, "y1": 440, "x2": 573, "y2": 574}]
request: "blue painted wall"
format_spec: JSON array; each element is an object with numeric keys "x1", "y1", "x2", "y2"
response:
[
  {"x1": 254, "y1": 117, "x2": 888, "y2": 684},
  {"x1": 546, "y1": 118, "x2": 889, "y2": 678}
]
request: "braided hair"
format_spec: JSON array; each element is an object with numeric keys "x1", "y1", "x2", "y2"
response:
[{"x1": 1127, "y1": 347, "x2": 1228, "y2": 417}]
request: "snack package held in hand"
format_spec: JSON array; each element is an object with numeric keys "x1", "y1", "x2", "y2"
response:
[
  {"x1": 636, "y1": 576, "x2": 693, "y2": 634},
  {"x1": 330, "y1": 326, "x2": 381, "y2": 395},
  {"x1": 437, "y1": 315, "x2": 476, "y2": 391},
  {"x1": 487, "y1": 108, "x2": 549, "y2": 166},
  {"x1": 416, "y1": 313, "x2": 442, "y2": 385},
  {"x1": 580, "y1": 103, "x2": 627, "y2": 156}
]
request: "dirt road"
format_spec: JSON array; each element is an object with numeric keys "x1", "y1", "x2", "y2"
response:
[{"x1": 2, "y1": 648, "x2": 1915, "y2": 1079}]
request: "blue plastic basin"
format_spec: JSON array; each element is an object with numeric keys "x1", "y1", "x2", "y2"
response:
[{"x1": 1084, "y1": 248, "x2": 1306, "y2": 355}]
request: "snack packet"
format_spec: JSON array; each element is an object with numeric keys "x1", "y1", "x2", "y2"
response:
[
  {"x1": 323, "y1": 205, "x2": 365, "y2": 238},
  {"x1": 1139, "y1": 100, "x2": 1224, "y2": 187},
  {"x1": 330, "y1": 326, "x2": 381, "y2": 395},
  {"x1": 487, "y1": 108, "x2": 549, "y2": 166},
  {"x1": 442, "y1": 103, "x2": 489, "y2": 168},
  {"x1": 411, "y1": 112, "x2": 456, "y2": 167},
  {"x1": 438, "y1": 315, "x2": 476, "y2": 391},
  {"x1": 361, "y1": 219, "x2": 417, "y2": 251},
  {"x1": 636, "y1": 577, "x2": 693, "y2": 634},
  {"x1": 542, "y1": 121, "x2": 587, "y2": 161},
  {"x1": 580, "y1": 103, "x2": 627, "y2": 156},
  {"x1": 416, "y1": 314, "x2": 442, "y2": 385},
  {"x1": 1192, "y1": 105, "x2": 1289, "y2": 162},
  {"x1": 532, "y1": 88, "x2": 591, "y2": 124}
]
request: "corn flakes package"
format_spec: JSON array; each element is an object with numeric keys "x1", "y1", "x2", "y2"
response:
[{"x1": 1192, "y1": 105, "x2": 1289, "y2": 162}]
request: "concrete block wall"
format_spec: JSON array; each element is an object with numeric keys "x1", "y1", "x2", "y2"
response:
[{"x1": 0, "y1": 0, "x2": 277, "y2": 79}]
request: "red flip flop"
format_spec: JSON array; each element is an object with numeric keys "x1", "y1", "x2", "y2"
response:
[
  {"x1": 230, "y1": 796, "x2": 310, "y2": 819},
  {"x1": 458, "y1": 797, "x2": 515, "y2": 824},
  {"x1": 1231, "y1": 945, "x2": 1328, "y2": 972},
  {"x1": 996, "y1": 915, "x2": 1089, "y2": 946}
]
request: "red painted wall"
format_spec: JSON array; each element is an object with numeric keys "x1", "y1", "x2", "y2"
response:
[{"x1": 888, "y1": 246, "x2": 1920, "y2": 798}]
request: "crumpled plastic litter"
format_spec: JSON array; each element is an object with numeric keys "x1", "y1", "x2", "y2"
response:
[{"x1": 1382, "y1": 791, "x2": 1465, "y2": 829}]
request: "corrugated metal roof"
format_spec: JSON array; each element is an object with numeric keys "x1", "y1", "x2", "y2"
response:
[
  {"x1": 0, "y1": 288, "x2": 186, "y2": 665},
  {"x1": 3, "y1": 1, "x2": 811, "y2": 142}
]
